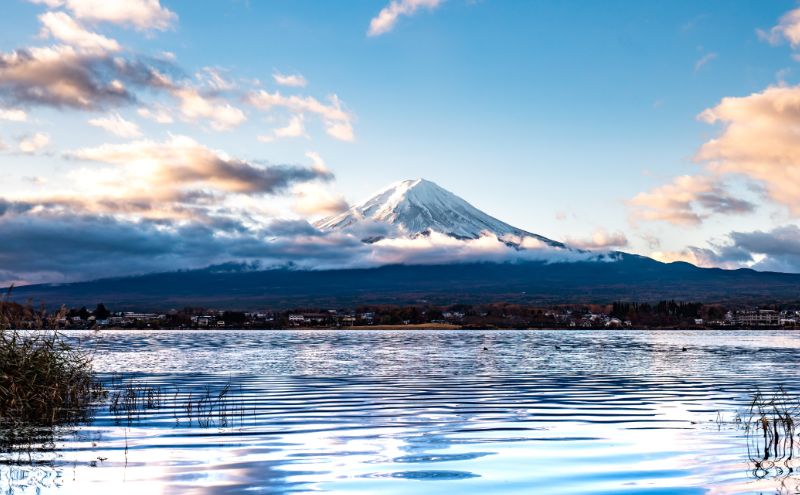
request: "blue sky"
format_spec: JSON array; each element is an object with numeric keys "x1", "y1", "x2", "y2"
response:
[{"x1": 2, "y1": 0, "x2": 800, "y2": 283}]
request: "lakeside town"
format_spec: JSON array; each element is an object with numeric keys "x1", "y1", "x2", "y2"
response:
[{"x1": 5, "y1": 300, "x2": 800, "y2": 330}]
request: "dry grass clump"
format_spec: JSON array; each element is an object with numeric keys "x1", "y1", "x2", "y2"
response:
[
  {"x1": 107, "y1": 375, "x2": 246, "y2": 429},
  {"x1": 0, "y1": 288, "x2": 101, "y2": 431},
  {"x1": 740, "y1": 388, "x2": 800, "y2": 481}
]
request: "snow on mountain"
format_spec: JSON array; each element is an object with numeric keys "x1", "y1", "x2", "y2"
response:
[{"x1": 315, "y1": 178, "x2": 565, "y2": 248}]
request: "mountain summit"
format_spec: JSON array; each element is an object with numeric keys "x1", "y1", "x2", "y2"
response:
[{"x1": 315, "y1": 178, "x2": 563, "y2": 247}]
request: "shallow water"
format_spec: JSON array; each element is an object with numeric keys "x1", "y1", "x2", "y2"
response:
[{"x1": 3, "y1": 329, "x2": 800, "y2": 494}]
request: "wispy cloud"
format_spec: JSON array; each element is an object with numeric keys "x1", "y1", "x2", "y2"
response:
[
  {"x1": 197, "y1": 66, "x2": 235, "y2": 91},
  {"x1": 694, "y1": 52, "x2": 717, "y2": 71},
  {"x1": 273, "y1": 71, "x2": 307, "y2": 88},
  {"x1": 368, "y1": 0, "x2": 442, "y2": 36},
  {"x1": 88, "y1": 112, "x2": 142, "y2": 137}
]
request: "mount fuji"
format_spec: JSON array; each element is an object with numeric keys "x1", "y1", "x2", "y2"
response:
[
  {"x1": 8, "y1": 178, "x2": 800, "y2": 309},
  {"x1": 315, "y1": 178, "x2": 565, "y2": 248}
]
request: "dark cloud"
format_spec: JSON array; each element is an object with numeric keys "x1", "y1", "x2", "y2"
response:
[
  {"x1": 261, "y1": 219, "x2": 322, "y2": 237},
  {"x1": 730, "y1": 226, "x2": 800, "y2": 257},
  {"x1": 167, "y1": 160, "x2": 333, "y2": 195},
  {"x1": 68, "y1": 135, "x2": 333, "y2": 198},
  {"x1": 0, "y1": 199, "x2": 34, "y2": 217},
  {"x1": 0, "y1": 208, "x2": 599, "y2": 286},
  {"x1": 726, "y1": 226, "x2": 800, "y2": 272},
  {"x1": 0, "y1": 210, "x2": 374, "y2": 285},
  {"x1": 0, "y1": 46, "x2": 178, "y2": 110},
  {"x1": 696, "y1": 192, "x2": 757, "y2": 215},
  {"x1": 675, "y1": 226, "x2": 800, "y2": 273},
  {"x1": 684, "y1": 245, "x2": 753, "y2": 267}
]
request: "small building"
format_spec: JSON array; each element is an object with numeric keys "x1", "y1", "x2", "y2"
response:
[
  {"x1": 303, "y1": 313, "x2": 328, "y2": 323},
  {"x1": 193, "y1": 316, "x2": 213, "y2": 327},
  {"x1": 734, "y1": 310, "x2": 780, "y2": 326}
]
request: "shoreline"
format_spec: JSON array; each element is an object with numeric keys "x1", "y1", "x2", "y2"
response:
[{"x1": 84, "y1": 325, "x2": 796, "y2": 331}]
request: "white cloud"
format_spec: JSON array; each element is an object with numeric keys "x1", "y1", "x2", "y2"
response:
[
  {"x1": 137, "y1": 106, "x2": 173, "y2": 124},
  {"x1": 249, "y1": 90, "x2": 355, "y2": 142},
  {"x1": 324, "y1": 120, "x2": 355, "y2": 142},
  {"x1": 273, "y1": 72, "x2": 307, "y2": 88},
  {"x1": 368, "y1": 0, "x2": 442, "y2": 36},
  {"x1": 364, "y1": 231, "x2": 600, "y2": 267},
  {"x1": 174, "y1": 87, "x2": 246, "y2": 131},
  {"x1": 88, "y1": 112, "x2": 142, "y2": 137},
  {"x1": 18, "y1": 132, "x2": 50, "y2": 153},
  {"x1": 629, "y1": 175, "x2": 755, "y2": 225},
  {"x1": 32, "y1": 0, "x2": 177, "y2": 31},
  {"x1": 565, "y1": 229, "x2": 629, "y2": 250},
  {"x1": 305, "y1": 151, "x2": 327, "y2": 172},
  {"x1": 38, "y1": 11, "x2": 120, "y2": 52},
  {"x1": 759, "y1": 7, "x2": 800, "y2": 47},
  {"x1": 0, "y1": 108, "x2": 27, "y2": 122},
  {"x1": 249, "y1": 90, "x2": 349, "y2": 122},
  {"x1": 292, "y1": 182, "x2": 349, "y2": 217},
  {"x1": 695, "y1": 84, "x2": 800, "y2": 216},
  {"x1": 258, "y1": 114, "x2": 307, "y2": 142}
]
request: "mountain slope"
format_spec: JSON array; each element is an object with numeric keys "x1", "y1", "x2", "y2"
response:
[
  {"x1": 9, "y1": 256, "x2": 800, "y2": 310},
  {"x1": 316, "y1": 179, "x2": 563, "y2": 247}
]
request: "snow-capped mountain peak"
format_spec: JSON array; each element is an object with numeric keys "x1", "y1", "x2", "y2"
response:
[{"x1": 315, "y1": 178, "x2": 563, "y2": 247}]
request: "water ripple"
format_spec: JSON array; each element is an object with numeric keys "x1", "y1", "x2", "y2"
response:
[{"x1": 2, "y1": 329, "x2": 800, "y2": 494}]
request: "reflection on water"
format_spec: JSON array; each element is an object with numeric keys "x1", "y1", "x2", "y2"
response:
[{"x1": 2, "y1": 329, "x2": 800, "y2": 494}]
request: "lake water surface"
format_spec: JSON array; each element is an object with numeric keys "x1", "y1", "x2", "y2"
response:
[{"x1": 4, "y1": 329, "x2": 800, "y2": 494}]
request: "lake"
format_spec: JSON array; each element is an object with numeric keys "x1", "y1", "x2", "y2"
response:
[{"x1": 3, "y1": 329, "x2": 800, "y2": 494}]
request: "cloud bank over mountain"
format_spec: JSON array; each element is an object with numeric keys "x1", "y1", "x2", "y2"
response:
[{"x1": 0, "y1": 178, "x2": 606, "y2": 286}]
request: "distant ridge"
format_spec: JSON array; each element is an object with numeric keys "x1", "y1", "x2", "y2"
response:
[{"x1": 8, "y1": 255, "x2": 800, "y2": 310}]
